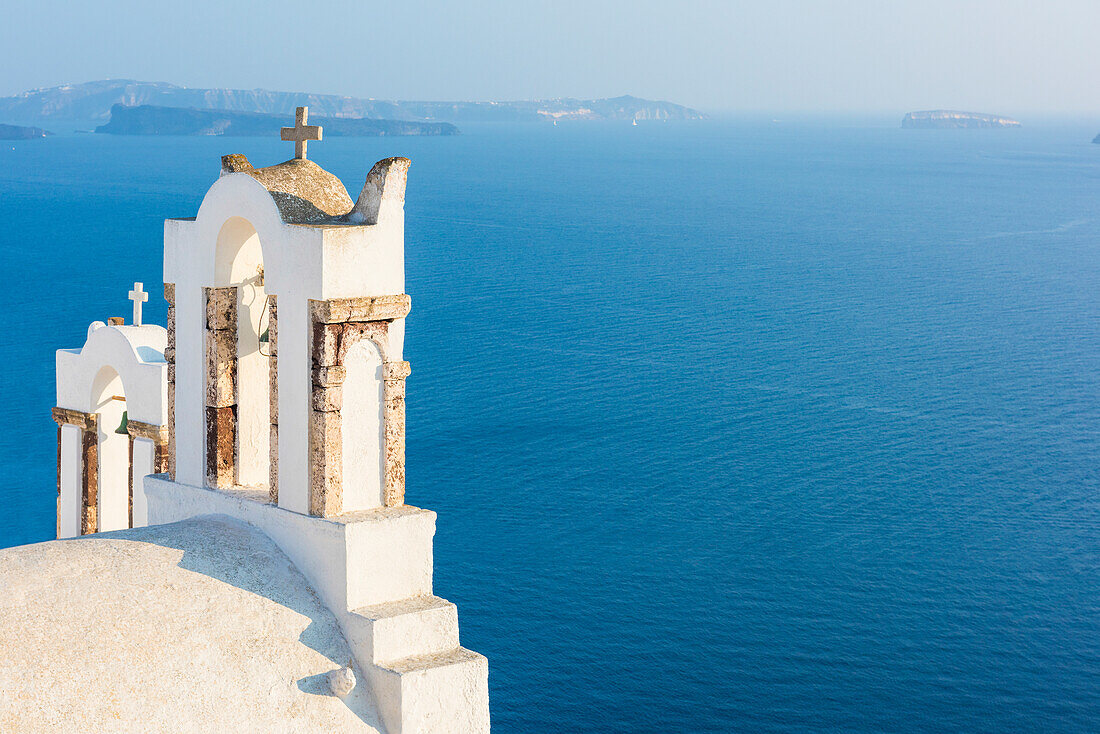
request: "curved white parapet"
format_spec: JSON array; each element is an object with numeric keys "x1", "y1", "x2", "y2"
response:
[{"x1": 56, "y1": 323, "x2": 167, "y2": 427}]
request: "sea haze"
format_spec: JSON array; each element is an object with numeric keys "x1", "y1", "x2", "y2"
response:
[{"x1": 2, "y1": 118, "x2": 1100, "y2": 732}]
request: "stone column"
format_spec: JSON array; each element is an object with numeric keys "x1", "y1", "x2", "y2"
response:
[
  {"x1": 205, "y1": 286, "x2": 237, "y2": 488},
  {"x1": 80, "y1": 416, "x2": 98, "y2": 535},
  {"x1": 165, "y1": 283, "x2": 176, "y2": 481},
  {"x1": 52, "y1": 407, "x2": 98, "y2": 536},
  {"x1": 268, "y1": 296, "x2": 279, "y2": 503},
  {"x1": 309, "y1": 322, "x2": 344, "y2": 517},
  {"x1": 382, "y1": 361, "x2": 411, "y2": 507},
  {"x1": 127, "y1": 437, "x2": 134, "y2": 528}
]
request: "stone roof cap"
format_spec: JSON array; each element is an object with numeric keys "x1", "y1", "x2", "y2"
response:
[
  {"x1": 221, "y1": 154, "x2": 410, "y2": 226},
  {"x1": 221, "y1": 155, "x2": 354, "y2": 224}
]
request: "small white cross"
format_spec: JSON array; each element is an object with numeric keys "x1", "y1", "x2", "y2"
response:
[
  {"x1": 281, "y1": 106, "x2": 322, "y2": 160},
  {"x1": 129, "y1": 282, "x2": 148, "y2": 326}
]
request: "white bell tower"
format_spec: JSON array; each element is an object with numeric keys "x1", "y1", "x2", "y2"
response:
[{"x1": 52, "y1": 108, "x2": 490, "y2": 733}]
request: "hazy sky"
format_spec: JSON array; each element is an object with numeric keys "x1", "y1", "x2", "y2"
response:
[{"x1": 4, "y1": 0, "x2": 1100, "y2": 113}]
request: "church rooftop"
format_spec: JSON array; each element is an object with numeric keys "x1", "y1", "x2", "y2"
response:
[
  {"x1": 0, "y1": 517, "x2": 382, "y2": 732},
  {"x1": 221, "y1": 154, "x2": 355, "y2": 224}
]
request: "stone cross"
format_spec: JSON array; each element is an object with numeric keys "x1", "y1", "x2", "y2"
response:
[
  {"x1": 129, "y1": 282, "x2": 148, "y2": 326},
  {"x1": 281, "y1": 106, "x2": 322, "y2": 160}
]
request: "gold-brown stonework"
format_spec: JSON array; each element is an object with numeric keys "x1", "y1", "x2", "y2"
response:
[
  {"x1": 269, "y1": 423, "x2": 279, "y2": 503},
  {"x1": 309, "y1": 294, "x2": 411, "y2": 324},
  {"x1": 205, "y1": 329, "x2": 237, "y2": 408},
  {"x1": 128, "y1": 437, "x2": 134, "y2": 528},
  {"x1": 126, "y1": 419, "x2": 169, "y2": 445},
  {"x1": 268, "y1": 297, "x2": 279, "y2": 503},
  {"x1": 383, "y1": 361, "x2": 411, "y2": 507},
  {"x1": 204, "y1": 287, "x2": 237, "y2": 488},
  {"x1": 80, "y1": 415, "x2": 98, "y2": 535},
  {"x1": 155, "y1": 441, "x2": 169, "y2": 475},
  {"x1": 205, "y1": 406, "x2": 236, "y2": 487},
  {"x1": 167, "y1": 363, "x2": 176, "y2": 480},
  {"x1": 51, "y1": 406, "x2": 96, "y2": 431},
  {"x1": 308, "y1": 410, "x2": 342, "y2": 517},
  {"x1": 165, "y1": 282, "x2": 176, "y2": 481},
  {"x1": 206, "y1": 287, "x2": 237, "y2": 331},
  {"x1": 307, "y1": 298, "x2": 411, "y2": 517},
  {"x1": 223, "y1": 156, "x2": 353, "y2": 224}
]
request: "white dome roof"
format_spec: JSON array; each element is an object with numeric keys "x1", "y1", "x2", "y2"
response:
[{"x1": 0, "y1": 517, "x2": 381, "y2": 733}]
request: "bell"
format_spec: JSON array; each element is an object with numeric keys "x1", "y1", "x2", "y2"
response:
[
  {"x1": 115, "y1": 410, "x2": 129, "y2": 435},
  {"x1": 259, "y1": 327, "x2": 270, "y2": 344}
]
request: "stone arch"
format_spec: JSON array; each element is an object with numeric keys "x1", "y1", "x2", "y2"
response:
[
  {"x1": 206, "y1": 216, "x2": 274, "y2": 490},
  {"x1": 309, "y1": 307, "x2": 410, "y2": 517},
  {"x1": 193, "y1": 174, "x2": 298, "y2": 295}
]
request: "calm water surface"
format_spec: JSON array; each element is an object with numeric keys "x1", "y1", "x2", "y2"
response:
[{"x1": 2, "y1": 119, "x2": 1100, "y2": 732}]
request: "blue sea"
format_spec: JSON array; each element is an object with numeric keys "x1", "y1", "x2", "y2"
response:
[{"x1": 3, "y1": 118, "x2": 1100, "y2": 732}]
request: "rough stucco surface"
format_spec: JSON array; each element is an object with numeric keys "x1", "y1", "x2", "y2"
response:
[
  {"x1": 224, "y1": 156, "x2": 355, "y2": 224},
  {"x1": 0, "y1": 517, "x2": 382, "y2": 733}
]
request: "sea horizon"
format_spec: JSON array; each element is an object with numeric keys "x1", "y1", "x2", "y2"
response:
[{"x1": 4, "y1": 119, "x2": 1100, "y2": 731}]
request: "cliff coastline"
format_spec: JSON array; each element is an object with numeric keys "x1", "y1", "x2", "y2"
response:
[
  {"x1": 0, "y1": 123, "x2": 51, "y2": 139},
  {"x1": 96, "y1": 104, "x2": 458, "y2": 137},
  {"x1": 902, "y1": 110, "x2": 1021, "y2": 128}
]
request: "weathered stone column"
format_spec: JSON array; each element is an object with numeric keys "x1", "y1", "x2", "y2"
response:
[
  {"x1": 268, "y1": 296, "x2": 279, "y2": 503},
  {"x1": 52, "y1": 407, "x2": 98, "y2": 536},
  {"x1": 205, "y1": 287, "x2": 237, "y2": 488},
  {"x1": 165, "y1": 283, "x2": 176, "y2": 481},
  {"x1": 127, "y1": 436, "x2": 134, "y2": 528},
  {"x1": 80, "y1": 417, "x2": 98, "y2": 535},
  {"x1": 382, "y1": 361, "x2": 411, "y2": 507},
  {"x1": 309, "y1": 321, "x2": 344, "y2": 517}
]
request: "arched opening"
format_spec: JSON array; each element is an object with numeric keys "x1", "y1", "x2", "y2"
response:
[
  {"x1": 214, "y1": 216, "x2": 271, "y2": 489},
  {"x1": 91, "y1": 366, "x2": 129, "y2": 531},
  {"x1": 341, "y1": 338, "x2": 385, "y2": 511}
]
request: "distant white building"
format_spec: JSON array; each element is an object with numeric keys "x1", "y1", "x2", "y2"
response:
[{"x1": 1, "y1": 109, "x2": 489, "y2": 733}]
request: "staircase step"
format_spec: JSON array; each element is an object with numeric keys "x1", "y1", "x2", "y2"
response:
[
  {"x1": 368, "y1": 647, "x2": 490, "y2": 733},
  {"x1": 345, "y1": 594, "x2": 459, "y2": 665},
  {"x1": 382, "y1": 646, "x2": 485, "y2": 675}
]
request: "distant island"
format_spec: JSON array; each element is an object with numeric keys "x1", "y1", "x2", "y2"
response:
[
  {"x1": 96, "y1": 104, "x2": 457, "y2": 137},
  {"x1": 0, "y1": 123, "x2": 51, "y2": 140},
  {"x1": 0, "y1": 80, "x2": 706, "y2": 132},
  {"x1": 902, "y1": 110, "x2": 1021, "y2": 129}
]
